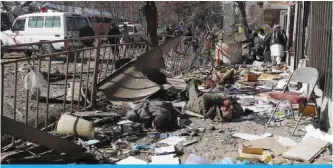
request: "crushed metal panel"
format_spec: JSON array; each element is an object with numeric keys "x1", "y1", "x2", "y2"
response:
[
  {"x1": 1, "y1": 116, "x2": 85, "y2": 156},
  {"x1": 97, "y1": 36, "x2": 181, "y2": 107}
]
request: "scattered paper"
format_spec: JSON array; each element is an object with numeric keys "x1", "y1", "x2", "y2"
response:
[
  {"x1": 116, "y1": 156, "x2": 147, "y2": 164},
  {"x1": 303, "y1": 124, "x2": 333, "y2": 143},
  {"x1": 185, "y1": 153, "x2": 211, "y2": 164},
  {"x1": 276, "y1": 136, "x2": 298, "y2": 147},
  {"x1": 155, "y1": 146, "x2": 175, "y2": 155},
  {"x1": 151, "y1": 154, "x2": 179, "y2": 164},
  {"x1": 282, "y1": 137, "x2": 329, "y2": 162},
  {"x1": 158, "y1": 136, "x2": 186, "y2": 146},
  {"x1": 117, "y1": 120, "x2": 133, "y2": 125},
  {"x1": 243, "y1": 137, "x2": 287, "y2": 156},
  {"x1": 172, "y1": 101, "x2": 186, "y2": 108},
  {"x1": 232, "y1": 133, "x2": 272, "y2": 141}
]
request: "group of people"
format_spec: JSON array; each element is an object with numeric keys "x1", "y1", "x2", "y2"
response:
[
  {"x1": 242, "y1": 24, "x2": 287, "y2": 66},
  {"x1": 163, "y1": 24, "x2": 194, "y2": 41},
  {"x1": 106, "y1": 23, "x2": 130, "y2": 57}
]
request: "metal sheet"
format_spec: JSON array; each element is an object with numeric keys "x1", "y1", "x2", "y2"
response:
[
  {"x1": 1, "y1": 116, "x2": 85, "y2": 156},
  {"x1": 97, "y1": 36, "x2": 181, "y2": 107}
]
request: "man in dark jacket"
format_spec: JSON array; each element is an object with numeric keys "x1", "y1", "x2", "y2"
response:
[
  {"x1": 241, "y1": 29, "x2": 258, "y2": 60},
  {"x1": 107, "y1": 23, "x2": 121, "y2": 56}
]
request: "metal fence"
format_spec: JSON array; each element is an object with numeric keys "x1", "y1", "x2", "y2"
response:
[
  {"x1": 292, "y1": 1, "x2": 332, "y2": 98},
  {"x1": 0, "y1": 34, "x2": 205, "y2": 148},
  {"x1": 0, "y1": 35, "x2": 148, "y2": 146}
]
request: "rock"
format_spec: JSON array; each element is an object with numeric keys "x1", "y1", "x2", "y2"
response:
[
  {"x1": 197, "y1": 128, "x2": 206, "y2": 133},
  {"x1": 209, "y1": 125, "x2": 216, "y2": 131}
]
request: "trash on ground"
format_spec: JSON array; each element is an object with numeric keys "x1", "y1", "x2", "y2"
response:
[
  {"x1": 232, "y1": 133, "x2": 272, "y2": 141},
  {"x1": 282, "y1": 137, "x2": 329, "y2": 162},
  {"x1": 132, "y1": 144, "x2": 155, "y2": 151},
  {"x1": 158, "y1": 136, "x2": 186, "y2": 146},
  {"x1": 151, "y1": 154, "x2": 180, "y2": 164},
  {"x1": 303, "y1": 124, "x2": 333, "y2": 143},
  {"x1": 243, "y1": 137, "x2": 286, "y2": 156},
  {"x1": 185, "y1": 153, "x2": 211, "y2": 164},
  {"x1": 275, "y1": 136, "x2": 298, "y2": 147},
  {"x1": 56, "y1": 113, "x2": 95, "y2": 138},
  {"x1": 155, "y1": 146, "x2": 175, "y2": 155},
  {"x1": 116, "y1": 156, "x2": 148, "y2": 164}
]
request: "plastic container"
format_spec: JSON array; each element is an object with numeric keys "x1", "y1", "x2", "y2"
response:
[
  {"x1": 56, "y1": 113, "x2": 95, "y2": 138},
  {"x1": 216, "y1": 42, "x2": 242, "y2": 65},
  {"x1": 221, "y1": 42, "x2": 242, "y2": 64}
]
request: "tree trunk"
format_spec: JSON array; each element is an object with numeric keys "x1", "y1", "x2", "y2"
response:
[
  {"x1": 236, "y1": 1, "x2": 250, "y2": 38},
  {"x1": 144, "y1": 1, "x2": 158, "y2": 47}
]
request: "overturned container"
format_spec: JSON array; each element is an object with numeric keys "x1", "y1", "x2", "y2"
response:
[
  {"x1": 216, "y1": 41, "x2": 242, "y2": 65},
  {"x1": 56, "y1": 113, "x2": 95, "y2": 138}
]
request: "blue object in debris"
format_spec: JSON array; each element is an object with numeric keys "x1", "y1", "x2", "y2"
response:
[
  {"x1": 220, "y1": 158, "x2": 235, "y2": 164},
  {"x1": 132, "y1": 144, "x2": 155, "y2": 151},
  {"x1": 240, "y1": 159, "x2": 250, "y2": 164}
]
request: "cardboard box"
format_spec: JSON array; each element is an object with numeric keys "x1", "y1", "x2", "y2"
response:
[
  {"x1": 298, "y1": 103, "x2": 316, "y2": 117},
  {"x1": 245, "y1": 74, "x2": 258, "y2": 82}
]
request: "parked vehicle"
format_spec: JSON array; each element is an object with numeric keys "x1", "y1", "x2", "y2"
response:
[
  {"x1": 118, "y1": 23, "x2": 145, "y2": 42},
  {"x1": 1, "y1": 10, "x2": 94, "y2": 58}
]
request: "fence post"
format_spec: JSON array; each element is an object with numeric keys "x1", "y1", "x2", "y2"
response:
[{"x1": 90, "y1": 36, "x2": 101, "y2": 109}]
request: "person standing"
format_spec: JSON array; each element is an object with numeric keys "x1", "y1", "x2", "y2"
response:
[
  {"x1": 107, "y1": 23, "x2": 121, "y2": 56},
  {"x1": 121, "y1": 24, "x2": 130, "y2": 43},
  {"x1": 241, "y1": 28, "x2": 258, "y2": 61},
  {"x1": 269, "y1": 24, "x2": 287, "y2": 65}
]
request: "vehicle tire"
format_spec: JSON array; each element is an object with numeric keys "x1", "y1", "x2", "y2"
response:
[
  {"x1": 79, "y1": 26, "x2": 95, "y2": 47},
  {"x1": 40, "y1": 44, "x2": 55, "y2": 55},
  {"x1": 24, "y1": 50, "x2": 33, "y2": 57}
]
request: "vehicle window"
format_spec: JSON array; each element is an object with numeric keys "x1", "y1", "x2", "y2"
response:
[
  {"x1": 45, "y1": 16, "x2": 61, "y2": 28},
  {"x1": 12, "y1": 18, "x2": 26, "y2": 31},
  {"x1": 75, "y1": 17, "x2": 89, "y2": 30},
  {"x1": 28, "y1": 17, "x2": 37, "y2": 28},
  {"x1": 66, "y1": 17, "x2": 76, "y2": 31},
  {"x1": 127, "y1": 26, "x2": 134, "y2": 33},
  {"x1": 36, "y1": 16, "x2": 44, "y2": 28}
]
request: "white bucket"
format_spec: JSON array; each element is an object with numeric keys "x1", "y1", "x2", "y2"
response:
[
  {"x1": 216, "y1": 42, "x2": 242, "y2": 64},
  {"x1": 56, "y1": 113, "x2": 95, "y2": 138}
]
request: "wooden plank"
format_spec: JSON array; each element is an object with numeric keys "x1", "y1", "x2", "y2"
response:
[
  {"x1": 282, "y1": 137, "x2": 329, "y2": 162},
  {"x1": 1, "y1": 116, "x2": 85, "y2": 156}
]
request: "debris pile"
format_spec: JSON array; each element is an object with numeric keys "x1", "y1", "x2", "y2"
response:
[{"x1": 1, "y1": 37, "x2": 332, "y2": 165}]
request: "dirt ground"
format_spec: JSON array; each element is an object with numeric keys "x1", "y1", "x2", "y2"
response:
[{"x1": 110, "y1": 112, "x2": 332, "y2": 164}]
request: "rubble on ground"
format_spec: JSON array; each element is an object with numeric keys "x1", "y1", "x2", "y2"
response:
[{"x1": 1, "y1": 38, "x2": 332, "y2": 165}]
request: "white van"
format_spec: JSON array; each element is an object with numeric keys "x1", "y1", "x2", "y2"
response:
[
  {"x1": 118, "y1": 23, "x2": 145, "y2": 42},
  {"x1": 1, "y1": 11, "x2": 93, "y2": 57}
]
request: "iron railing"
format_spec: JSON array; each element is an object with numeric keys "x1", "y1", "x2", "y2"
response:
[
  {"x1": 0, "y1": 34, "x2": 206, "y2": 148},
  {"x1": 0, "y1": 35, "x2": 148, "y2": 146}
]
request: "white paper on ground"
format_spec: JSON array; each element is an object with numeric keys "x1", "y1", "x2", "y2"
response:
[
  {"x1": 154, "y1": 146, "x2": 175, "y2": 154},
  {"x1": 303, "y1": 124, "x2": 333, "y2": 143},
  {"x1": 172, "y1": 101, "x2": 186, "y2": 108},
  {"x1": 150, "y1": 154, "x2": 179, "y2": 164},
  {"x1": 275, "y1": 80, "x2": 288, "y2": 90},
  {"x1": 185, "y1": 153, "x2": 211, "y2": 164},
  {"x1": 275, "y1": 136, "x2": 298, "y2": 147},
  {"x1": 232, "y1": 133, "x2": 272, "y2": 141},
  {"x1": 158, "y1": 136, "x2": 186, "y2": 146},
  {"x1": 116, "y1": 156, "x2": 147, "y2": 164}
]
